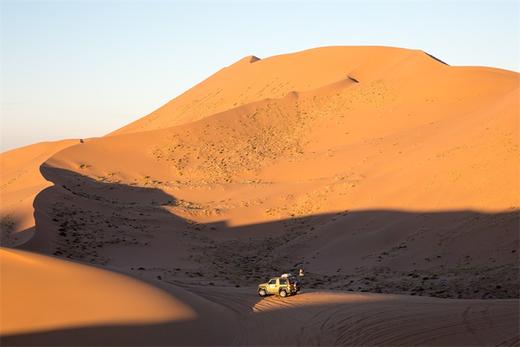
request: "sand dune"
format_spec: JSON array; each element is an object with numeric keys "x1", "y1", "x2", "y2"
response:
[
  {"x1": 111, "y1": 46, "x2": 458, "y2": 135},
  {"x1": 0, "y1": 248, "x2": 196, "y2": 336},
  {"x1": 28, "y1": 47, "x2": 518, "y2": 295},
  {"x1": 0, "y1": 140, "x2": 79, "y2": 246},
  {"x1": 1, "y1": 46, "x2": 519, "y2": 345}
]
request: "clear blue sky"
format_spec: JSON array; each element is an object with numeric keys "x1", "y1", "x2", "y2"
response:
[{"x1": 1, "y1": 0, "x2": 518, "y2": 152}]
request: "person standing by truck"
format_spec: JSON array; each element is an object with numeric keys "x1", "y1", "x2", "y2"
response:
[{"x1": 298, "y1": 268, "x2": 305, "y2": 291}]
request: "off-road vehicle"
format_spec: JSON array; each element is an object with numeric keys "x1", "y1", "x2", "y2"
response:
[{"x1": 258, "y1": 276, "x2": 299, "y2": 297}]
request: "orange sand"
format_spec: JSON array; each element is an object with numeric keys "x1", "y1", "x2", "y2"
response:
[{"x1": 1, "y1": 46, "x2": 518, "y2": 346}]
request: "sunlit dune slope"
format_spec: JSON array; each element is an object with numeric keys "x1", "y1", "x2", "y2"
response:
[
  {"x1": 49, "y1": 47, "x2": 518, "y2": 218},
  {"x1": 111, "y1": 46, "x2": 452, "y2": 135},
  {"x1": 0, "y1": 140, "x2": 79, "y2": 246},
  {"x1": 0, "y1": 248, "x2": 196, "y2": 336}
]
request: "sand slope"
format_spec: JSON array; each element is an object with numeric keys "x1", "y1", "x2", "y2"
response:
[
  {"x1": 2, "y1": 46, "x2": 519, "y2": 345},
  {"x1": 0, "y1": 140, "x2": 79, "y2": 246},
  {"x1": 111, "y1": 46, "x2": 451, "y2": 134},
  {"x1": 54, "y1": 47, "x2": 519, "y2": 215},
  {"x1": 0, "y1": 248, "x2": 196, "y2": 336},
  {"x1": 3, "y1": 283, "x2": 518, "y2": 346},
  {"x1": 197, "y1": 287, "x2": 519, "y2": 346}
]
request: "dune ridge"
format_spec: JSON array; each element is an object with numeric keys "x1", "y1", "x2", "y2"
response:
[
  {"x1": 110, "y1": 46, "x2": 456, "y2": 135},
  {"x1": 0, "y1": 140, "x2": 79, "y2": 246}
]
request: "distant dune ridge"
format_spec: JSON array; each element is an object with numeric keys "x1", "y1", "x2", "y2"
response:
[{"x1": 1, "y1": 46, "x2": 519, "y2": 346}]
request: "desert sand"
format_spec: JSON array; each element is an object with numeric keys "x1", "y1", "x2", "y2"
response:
[
  {"x1": 0, "y1": 140, "x2": 79, "y2": 246},
  {"x1": 1, "y1": 46, "x2": 519, "y2": 346},
  {"x1": 0, "y1": 248, "x2": 196, "y2": 336}
]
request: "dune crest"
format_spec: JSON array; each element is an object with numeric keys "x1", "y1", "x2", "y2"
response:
[{"x1": 110, "y1": 46, "x2": 448, "y2": 135}]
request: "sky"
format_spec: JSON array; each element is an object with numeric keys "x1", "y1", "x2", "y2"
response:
[{"x1": 1, "y1": 0, "x2": 518, "y2": 152}]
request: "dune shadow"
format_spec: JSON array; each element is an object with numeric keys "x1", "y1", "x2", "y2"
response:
[
  {"x1": 21, "y1": 165, "x2": 184, "y2": 262},
  {"x1": 17, "y1": 165, "x2": 520, "y2": 298},
  {"x1": 424, "y1": 51, "x2": 449, "y2": 65}
]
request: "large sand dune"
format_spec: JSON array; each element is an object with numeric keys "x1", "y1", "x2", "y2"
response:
[
  {"x1": 1, "y1": 46, "x2": 519, "y2": 345},
  {"x1": 111, "y1": 46, "x2": 425, "y2": 134}
]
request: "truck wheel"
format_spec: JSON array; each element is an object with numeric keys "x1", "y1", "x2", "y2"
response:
[
  {"x1": 279, "y1": 289, "x2": 287, "y2": 297},
  {"x1": 258, "y1": 289, "x2": 267, "y2": 297}
]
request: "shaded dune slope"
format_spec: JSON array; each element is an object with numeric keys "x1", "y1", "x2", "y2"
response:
[{"x1": 25, "y1": 165, "x2": 520, "y2": 299}]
